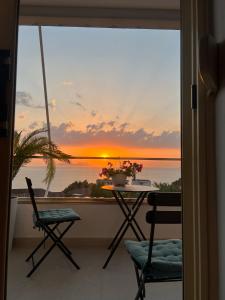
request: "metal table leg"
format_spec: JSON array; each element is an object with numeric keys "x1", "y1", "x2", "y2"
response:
[
  {"x1": 103, "y1": 191, "x2": 147, "y2": 268},
  {"x1": 108, "y1": 191, "x2": 147, "y2": 250},
  {"x1": 117, "y1": 191, "x2": 147, "y2": 240}
]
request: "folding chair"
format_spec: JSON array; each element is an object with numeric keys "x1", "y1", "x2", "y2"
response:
[
  {"x1": 25, "y1": 177, "x2": 81, "y2": 277},
  {"x1": 124, "y1": 192, "x2": 182, "y2": 300}
]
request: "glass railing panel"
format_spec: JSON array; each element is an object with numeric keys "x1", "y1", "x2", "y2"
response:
[{"x1": 12, "y1": 157, "x2": 181, "y2": 197}]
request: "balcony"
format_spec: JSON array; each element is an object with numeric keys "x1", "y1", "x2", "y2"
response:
[
  {"x1": 7, "y1": 191, "x2": 182, "y2": 300},
  {"x1": 9, "y1": 156, "x2": 182, "y2": 299},
  {"x1": 8, "y1": 243, "x2": 182, "y2": 300},
  {"x1": 12, "y1": 22, "x2": 182, "y2": 299}
]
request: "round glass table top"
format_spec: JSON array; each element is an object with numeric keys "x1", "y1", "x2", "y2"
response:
[{"x1": 101, "y1": 185, "x2": 159, "y2": 192}]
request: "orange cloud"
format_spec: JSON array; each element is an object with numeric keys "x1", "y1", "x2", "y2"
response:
[
  {"x1": 28, "y1": 144, "x2": 180, "y2": 169},
  {"x1": 60, "y1": 144, "x2": 180, "y2": 158},
  {"x1": 59, "y1": 144, "x2": 180, "y2": 168}
]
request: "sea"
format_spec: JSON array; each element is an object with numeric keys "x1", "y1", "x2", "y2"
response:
[{"x1": 12, "y1": 165, "x2": 181, "y2": 192}]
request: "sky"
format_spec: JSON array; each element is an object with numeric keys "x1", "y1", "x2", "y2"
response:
[{"x1": 15, "y1": 26, "x2": 180, "y2": 163}]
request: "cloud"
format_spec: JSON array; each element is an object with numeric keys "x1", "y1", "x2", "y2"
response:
[
  {"x1": 86, "y1": 122, "x2": 106, "y2": 132},
  {"x1": 51, "y1": 122, "x2": 180, "y2": 149},
  {"x1": 108, "y1": 121, "x2": 115, "y2": 127},
  {"x1": 119, "y1": 122, "x2": 129, "y2": 131},
  {"x1": 16, "y1": 91, "x2": 33, "y2": 107},
  {"x1": 85, "y1": 121, "x2": 116, "y2": 132},
  {"x1": 16, "y1": 91, "x2": 44, "y2": 108},
  {"x1": 72, "y1": 101, "x2": 86, "y2": 111},
  {"x1": 49, "y1": 98, "x2": 56, "y2": 110},
  {"x1": 18, "y1": 113, "x2": 26, "y2": 119},
  {"x1": 76, "y1": 93, "x2": 82, "y2": 99},
  {"x1": 16, "y1": 91, "x2": 57, "y2": 110},
  {"x1": 29, "y1": 121, "x2": 39, "y2": 129},
  {"x1": 91, "y1": 110, "x2": 97, "y2": 117},
  {"x1": 62, "y1": 80, "x2": 73, "y2": 86}
]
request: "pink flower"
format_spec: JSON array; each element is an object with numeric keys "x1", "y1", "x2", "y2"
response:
[
  {"x1": 136, "y1": 164, "x2": 143, "y2": 172},
  {"x1": 99, "y1": 160, "x2": 143, "y2": 179}
]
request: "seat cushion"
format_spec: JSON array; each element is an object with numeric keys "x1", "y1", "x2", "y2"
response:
[
  {"x1": 124, "y1": 239, "x2": 182, "y2": 280},
  {"x1": 34, "y1": 208, "x2": 81, "y2": 225}
]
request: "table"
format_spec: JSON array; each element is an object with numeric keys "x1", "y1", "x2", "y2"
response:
[{"x1": 101, "y1": 184, "x2": 158, "y2": 268}]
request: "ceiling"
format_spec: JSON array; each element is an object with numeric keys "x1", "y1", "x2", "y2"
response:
[{"x1": 19, "y1": 0, "x2": 180, "y2": 29}]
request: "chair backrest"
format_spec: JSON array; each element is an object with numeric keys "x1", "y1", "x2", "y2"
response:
[
  {"x1": 146, "y1": 192, "x2": 182, "y2": 267},
  {"x1": 25, "y1": 177, "x2": 39, "y2": 221}
]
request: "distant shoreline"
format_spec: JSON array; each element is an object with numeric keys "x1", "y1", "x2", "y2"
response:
[{"x1": 13, "y1": 165, "x2": 181, "y2": 192}]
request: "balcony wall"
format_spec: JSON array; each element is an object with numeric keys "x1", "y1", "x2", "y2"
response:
[{"x1": 14, "y1": 197, "x2": 181, "y2": 245}]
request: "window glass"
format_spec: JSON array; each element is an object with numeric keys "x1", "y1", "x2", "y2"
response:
[{"x1": 13, "y1": 26, "x2": 181, "y2": 193}]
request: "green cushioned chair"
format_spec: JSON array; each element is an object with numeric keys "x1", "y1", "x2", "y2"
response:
[
  {"x1": 25, "y1": 177, "x2": 81, "y2": 277},
  {"x1": 34, "y1": 208, "x2": 80, "y2": 225},
  {"x1": 124, "y1": 192, "x2": 182, "y2": 300}
]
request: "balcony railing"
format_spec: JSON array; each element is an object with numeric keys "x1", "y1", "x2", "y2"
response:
[
  {"x1": 12, "y1": 156, "x2": 181, "y2": 197},
  {"x1": 31, "y1": 156, "x2": 181, "y2": 161}
]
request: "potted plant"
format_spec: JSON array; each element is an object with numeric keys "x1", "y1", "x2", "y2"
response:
[
  {"x1": 9, "y1": 128, "x2": 71, "y2": 250},
  {"x1": 99, "y1": 161, "x2": 143, "y2": 186}
]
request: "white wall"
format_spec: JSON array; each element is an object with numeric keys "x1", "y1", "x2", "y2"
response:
[{"x1": 15, "y1": 201, "x2": 181, "y2": 241}]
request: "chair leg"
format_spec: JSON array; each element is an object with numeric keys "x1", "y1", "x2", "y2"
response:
[
  {"x1": 27, "y1": 239, "x2": 58, "y2": 277},
  {"x1": 143, "y1": 284, "x2": 146, "y2": 298},
  {"x1": 25, "y1": 223, "x2": 59, "y2": 262},
  {"x1": 27, "y1": 221, "x2": 80, "y2": 277},
  {"x1": 134, "y1": 264, "x2": 144, "y2": 300},
  {"x1": 44, "y1": 223, "x2": 80, "y2": 270},
  {"x1": 49, "y1": 225, "x2": 72, "y2": 255},
  {"x1": 135, "y1": 279, "x2": 145, "y2": 300}
]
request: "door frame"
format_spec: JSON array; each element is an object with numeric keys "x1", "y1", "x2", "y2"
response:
[
  {"x1": 181, "y1": 0, "x2": 196, "y2": 298},
  {"x1": 0, "y1": 1, "x2": 19, "y2": 300},
  {"x1": 182, "y1": 0, "x2": 218, "y2": 299},
  {"x1": 0, "y1": 1, "x2": 219, "y2": 300}
]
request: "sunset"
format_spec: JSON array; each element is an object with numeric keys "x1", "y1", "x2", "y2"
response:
[
  {"x1": 4, "y1": 0, "x2": 221, "y2": 299},
  {"x1": 60, "y1": 145, "x2": 180, "y2": 161},
  {"x1": 13, "y1": 26, "x2": 180, "y2": 190},
  {"x1": 5, "y1": 1, "x2": 184, "y2": 297}
]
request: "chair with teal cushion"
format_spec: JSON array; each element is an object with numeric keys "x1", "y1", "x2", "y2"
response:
[
  {"x1": 124, "y1": 192, "x2": 182, "y2": 300},
  {"x1": 25, "y1": 177, "x2": 81, "y2": 277},
  {"x1": 34, "y1": 208, "x2": 80, "y2": 225}
]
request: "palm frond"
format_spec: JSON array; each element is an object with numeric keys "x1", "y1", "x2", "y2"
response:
[
  {"x1": 12, "y1": 129, "x2": 72, "y2": 185},
  {"x1": 43, "y1": 157, "x2": 56, "y2": 185},
  {"x1": 20, "y1": 128, "x2": 48, "y2": 149}
]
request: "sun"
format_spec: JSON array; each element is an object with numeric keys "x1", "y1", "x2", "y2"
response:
[{"x1": 100, "y1": 153, "x2": 110, "y2": 158}]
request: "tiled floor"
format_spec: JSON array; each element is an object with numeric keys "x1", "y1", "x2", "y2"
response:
[{"x1": 7, "y1": 245, "x2": 182, "y2": 300}]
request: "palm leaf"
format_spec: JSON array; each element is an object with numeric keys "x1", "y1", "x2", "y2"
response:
[{"x1": 12, "y1": 129, "x2": 72, "y2": 186}]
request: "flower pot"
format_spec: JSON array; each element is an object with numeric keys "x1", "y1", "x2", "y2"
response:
[
  {"x1": 8, "y1": 196, "x2": 18, "y2": 251},
  {"x1": 111, "y1": 173, "x2": 127, "y2": 186}
]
